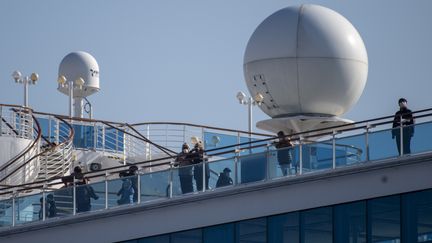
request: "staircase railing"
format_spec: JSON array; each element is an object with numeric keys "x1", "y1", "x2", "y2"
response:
[
  {"x1": 37, "y1": 116, "x2": 74, "y2": 181},
  {"x1": 0, "y1": 105, "x2": 41, "y2": 185}
]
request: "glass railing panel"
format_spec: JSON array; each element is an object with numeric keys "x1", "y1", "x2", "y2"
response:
[
  {"x1": 301, "y1": 142, "x2": 333, "y2": 174},
  {"x1": 172, "y1": 164, "x2": 195, "y2": 196},
  {"x1": 268, "y1": 145, "x2": 299, "y2": 179},
  {"x1": 410, "y1": 122, "x2": 432, "y2": 154},
  {"x1": 207, "y1": 158, "x2": 236, "y2": 190},
  {"x1": 0, "y1": 198, "x2": 13, "y2": 227},
  {"x1": 368, "y1": 128, "x2": 399, "y2": 161},
  {"x1": 88, "y1": 181, "x2": 106, "y2": 211},
  {"x1": 335, "y1": 133, "x2": 366, "y2": 167},
  {"x1": 75, "y1": 183, "x2": 101, "y2": 214},
  {"x1": 140, "y1": 170, "x2": 170, "y2": 203},
  {"x1": 15, "y1": 193, "x2": 42, "y2": 225},
  {"x1": 107, "y1": 177, "x2": 130, "y2": 208},
  {"x1": 53, "y1": 187, "x2": 74, "y2": 218},
  {"x1": 238, "y1": 152, "x2": 267, "y2": 184}
]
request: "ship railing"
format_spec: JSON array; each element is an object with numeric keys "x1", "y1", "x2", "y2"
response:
[
  {"x1": 1, "y1": 107, "x2": 432, "y2": 227},
  {"x1": 36, "y1": 116, "x2": 74, "y2": 181},
  {"x1": 0, "y1": 113, "x2": 74, "y2": 185},
  {"x1": 0, "y1": 104, "x2": 41, "y2": 186},
  {"x1": 130, "y1": 122, "x2": 272, "y2": 159}
]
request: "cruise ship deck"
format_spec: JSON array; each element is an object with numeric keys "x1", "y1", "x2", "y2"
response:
[{"x1": 0, "y1": 105, "x2": 431, "y2": 243}]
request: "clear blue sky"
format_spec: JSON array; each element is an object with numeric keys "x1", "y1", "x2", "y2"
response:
[{"x1": 1, "y1": 0, "x2": 431, "y2": 133}]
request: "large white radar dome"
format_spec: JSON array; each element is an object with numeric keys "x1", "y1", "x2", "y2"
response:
[
  {"x1": 244, "y1": 4, "x2": 368, "y2": 119},
  {"x1": 58, "y1": 51, "x2": 100, "y2": 98}
]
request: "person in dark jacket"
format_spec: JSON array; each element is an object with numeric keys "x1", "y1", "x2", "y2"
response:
[
  {"x1": 191, "y1": 141, "x2": 210, "y2": 191},
  {"x1": 117, "y1": 179, "x2": 134, "y2": 205},
  {"x1": 119, "y1": 165, "x2": 139, "y2": 202},
  {"x1": 38, "y1": 194, "x2": 57, "y2": 220},
  {"x1": 176, "y1": 143, "x2": 194, "y2": 194},
  {"x1": 392, "y1": 98, "x2": 415, "y2": 155},
  {"x1": 274, "y1": 131, "x2": 293, "y2": 176},
  {"x1": 216, "y1": 168, "x2": 233, "y2": 188}
]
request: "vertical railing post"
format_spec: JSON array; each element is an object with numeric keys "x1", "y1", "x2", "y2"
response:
[
  {"x1": 234, "y1": 152, "x2": 239, "y2": 186},
  {"x1": 169, "y1": 163, "x2": 174, "y2": 198},
  {"x1": 365, "y1": 123, "x2": 370, "y2": 161},
  {"x1": 202, "y1": 159, "x2": 206, "y2": 192},
  {"x1": 299, "y1": 138, "x2": 303, "y2": 175},
  {"x1": 42, "y1": 184, "x2": 46, "y2": 221},
  {"x1": 73, "y1": 178, "x2": 76, "y2": 215},
  {"x1": 400, "y1": 114, "x2": 404, "y2": 155},
  {"x1": 332, "y1": 131, "x2": 336, "y2": 169},
  {"x1": 94, "y1": 123, "x2": 98, "y2": 150},
  {"x1": 105, "y1": 172, "x2": 109, "y2": 209},
  {"x1": 137, "y1": 170, "x2": 141, "y2": 204},
  {"x1": 56, "y1": 119, "x2": 60, "y2": 144},
  {"x1": 12, "y1": 191, "x2": 16, "y2": 226},
  {"x1": 265, "y1": 144, "x2": 270, "y2": 181},
  {"x1": 182, "y1": 125, "x2": 186, "y2": 143}
]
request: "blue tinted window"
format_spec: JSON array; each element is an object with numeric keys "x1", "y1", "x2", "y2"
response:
[
  {"x1": 236, "y1": 218, "x2": 266, "y2": 243},
  {"x1": 268, "y1": 212, "x2": 299, "y2": 243},
  {"x1": 334, "y1": 201, "x2": 366, "y2": 243},
  {"x1": 402, "y1": 189, "x2": 432, "y2": 242},
  {"x1": 203, "y1": 223, "x2": 234, "y2": 243},
  {"x1": 301, "y1": 207, "x2": 332, "y2": 243},
  {"x1": 368, "y1": 195, "x2": 400, "y2": 243},
  {"x1": 171, "y1": 229, "x2": 201, "y2": 243}
]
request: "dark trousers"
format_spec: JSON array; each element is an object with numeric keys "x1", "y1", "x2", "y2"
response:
[
  {"x1": 179, "y1": 175, "x2": 193, "y2": 194},
  {"x1": 194, "y1": 164, "x2": 209, "y2": 191},
  {"x1": 395, "y1": 133, "x2": 412, "y2": 155}
]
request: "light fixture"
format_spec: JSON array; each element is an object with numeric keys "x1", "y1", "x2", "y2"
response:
[
  {"x1": 12, "y1": 70, "x2": 39, "y2": 107},
  {"x1": 75, "y1": 77, "x2": 85, "y2": 89},
  {"x1": 254, "y1": 93, "x2": 264, "y2": 105},
  {"x1": 57, "y1": 75, "x2": 67, "y2": 86},
  {"x1": 12, "y1": 71, "x2": 22, "y2": 83},
  {"x1": 236, "y1": 91, "x2": 247, "y2": 104}
]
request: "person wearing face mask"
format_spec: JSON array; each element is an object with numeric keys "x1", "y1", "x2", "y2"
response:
[
  {"x1": 392, "y1": 98, "x2": 415, "y2": 155},
  {"x1": 176, "y1": 143, "x2": 193, "y2": 194}
]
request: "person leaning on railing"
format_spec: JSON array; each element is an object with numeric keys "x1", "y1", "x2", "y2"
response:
[
  {"x1": 392, "y1": 98, "x2": 415, "y2": 155},
  {"x1": 274, "y1": 131, "x2": 293, "y2": 176}
]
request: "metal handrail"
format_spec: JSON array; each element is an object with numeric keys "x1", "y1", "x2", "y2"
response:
[
  {"x1": 1, "y1": 106, "x2": 431, "y2": 195},
  {"x1": 0, "y1": 106, "x2": 41, "y2": 173}
]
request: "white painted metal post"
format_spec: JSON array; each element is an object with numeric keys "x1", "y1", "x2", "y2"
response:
[
  {"x1": 137, "y1": 171, "x2": 141, "y2": 204},
  {"x1": 365, "y1": 124, "x2": 370, "y2": 161},
  {"x1": 24, "y1": 77, "x2": 29, "y2": 107},
  {"x1": 400, "y1": 115, "x2": 404, "y2": 155},
  {"x1": 299, "y1": 139, "x2": 303, "y2": 175},
  {"x1": 42, "y1": 185, "x2": 46, "y2": 221},
  {"x1": 73, "y1": 179, "x2": 76, "y2": 215},
  {"x1": 105, "y1": 172, "x2": 109, "y2": 209},
  {"x1": 68, "y1": 80, "x2": 73, "y2": 118},
  {"x1": 332, "y1": 131, "x2": 336, "y2": 169},
  {"x1": 12, "y1": 192, "x2": 16, "y2": 226}
]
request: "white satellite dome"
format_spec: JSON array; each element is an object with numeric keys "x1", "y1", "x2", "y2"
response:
[
  {"x1": 244, "y1": 4, "x2": 368, "y2": 119},
  {"x1": 58, "y1": 51, "x2": 100, "y2": 98}
]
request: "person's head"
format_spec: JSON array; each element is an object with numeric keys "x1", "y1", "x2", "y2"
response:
[
  {"x1": 277, "y1": 131, "x2": 285, "y2": 138},
  {"x1": 129, "y1": 165, "x2": 138, "y2": 174},
  {"x1": 73, "y1": 166, "x2": 82, "y2": 174},
  {"x1": 195, "y1": 141, "x2": 203, "y2": 150},
  {"x1": 398, "y1": 98, "x2": 408, "y2": 109},
  {"x1": 182, "y1": 143, "x2": 190, "y2": 153},
  {"x1": 223, "y1": 167, "x2": 231, "y2": 175},
  {"x1": 47, "y1": 194, "x2": 54, "y2": 201}
]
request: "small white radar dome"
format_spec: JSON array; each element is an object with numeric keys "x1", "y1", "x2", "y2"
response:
[
  {"x1": 244, "y1": 4, "x2": 368, "y2": 118},
  {"x1": 58, "y1": 51, "x2": 100, "y2": 98}
]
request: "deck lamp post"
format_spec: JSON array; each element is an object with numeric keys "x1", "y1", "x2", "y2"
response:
[
  {"x1": 57, "y1": 75, "x2": 85, "y2": 118},
  {"x1": 236, "y1": 91, "x2": 264, "y2": 138},
  {"x1": 12, "y1": 71, "x2": 39, "y2": 107}
]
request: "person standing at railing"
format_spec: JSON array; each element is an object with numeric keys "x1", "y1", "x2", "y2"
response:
[
  {"x1": 216, "y1": 168, "x2": 233, "y2": 188},
  {"x1": 274, "y1": 131, "x2": 293, "y2": 176},
  {"x1": 117, "y1": 179, "x2": 134, "y2": 205},
  {"x1": 38, "y1": 194, "x2": 57, "y2": 220},
  {"x1": 191, "y1": 141, "x2": 210, "y2": 191},
  {"x1": 119, "y1": 165, "x2": 139, "y2": 202},
  {"x1": 175, "y1": 143, "x2": 194, "y2": 194},
  {"x1": 392, "y1": 98, "x2": 415, "y2": 155}
]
